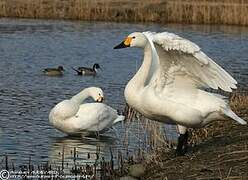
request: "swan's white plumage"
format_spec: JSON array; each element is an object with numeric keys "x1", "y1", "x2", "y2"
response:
[
  {"x1": 49, "y1": 87, "x2": 125, "y2": 136},
  {"x1": 120, "y1": 31, "x2": 246, "y2": 129},
  {"x1": 143, "y1": 31, "x2": 237, "y2": 92}
]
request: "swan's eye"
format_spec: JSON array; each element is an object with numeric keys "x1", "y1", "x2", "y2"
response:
[
  {"x1": 132, "y1": 36, "x2": 135, "y2": 39},
  {"x1": 99, "y1": 93, "x2": 101, "y2": 96}
]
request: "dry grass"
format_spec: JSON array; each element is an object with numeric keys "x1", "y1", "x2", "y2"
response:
[
  {"x1": 123, "y1": 104, "x2": 173, "y2": 152},
  {"x1": 0, "y1": 0, "x2": 248, "y2": 25},
  {"x1": 166, "y1": 0, "x2": 248, "y2": 25},
  {"x1": 143, "y1": 117, "x2": 248, "y2": 179}
]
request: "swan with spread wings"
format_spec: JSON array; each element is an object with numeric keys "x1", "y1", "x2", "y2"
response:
[{"x1": 114, "y1": 31, "x2": 246, "y2": 155}]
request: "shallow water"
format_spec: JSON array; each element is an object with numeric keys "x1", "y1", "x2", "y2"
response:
[{"x1": 0, "y1": 18, "x2": 247, "y2": 170}]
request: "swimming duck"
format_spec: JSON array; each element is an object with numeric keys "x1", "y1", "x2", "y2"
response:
[
  {"x1": 43, "y1": 66, "x2": 64, "y2": 76},
  {"x1": 114, "y1": 31, "x2": 246, "y2": 155},
  {"x1": 72, "y1": 63, "x2": 101, "y2": 75},
  {"x1": 49, "y1": 87, "x2": 125, "y2": 136}
]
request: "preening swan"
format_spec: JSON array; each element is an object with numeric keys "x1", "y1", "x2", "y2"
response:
[
  {"x1": 49, "y1": 87, "x2": 125, "y2": 136},
  {"x1": 114, "y1": 31, "x2": 247, "y2": 155}
]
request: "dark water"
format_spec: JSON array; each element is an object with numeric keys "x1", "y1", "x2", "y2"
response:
[{"x1": 0, "y1": 18, "x2": 247, "y2": 169}]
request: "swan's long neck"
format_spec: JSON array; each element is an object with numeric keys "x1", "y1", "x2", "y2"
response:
[
  {"x1": 71, "y1": 88, "x2": 91, "y2": 104},
  {"x1": 124, "y1": 43, "x2": 154, "y2": 107},
  {"x1": 129, "y1": 44, "x2": 153, "y2": 90},
  {"x1": 49, "y1": 88, "x2": 93, "y2": 128}
]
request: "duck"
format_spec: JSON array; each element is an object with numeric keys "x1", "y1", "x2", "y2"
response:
[
  {"x1": 72, "y1": 63, "x2": 101, "y2": 76},
  {"x1": 114, "y1": 31, "x2": 247, "y2": 155},
  {"x1": 43, "y1": 66, "x2": 64, "y2": 76},
  {"x1": 49, "y1": 87, "x2": 125, "y2": 136}
]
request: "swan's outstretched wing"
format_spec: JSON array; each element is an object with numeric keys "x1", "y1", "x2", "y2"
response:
[{"x1": 143, "y1": 32, "x2": 237, "y2": 92}]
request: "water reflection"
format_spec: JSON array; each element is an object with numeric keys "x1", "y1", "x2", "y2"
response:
[{"x1": 49, "y1": 135, "x2": 116, "y2": 172}]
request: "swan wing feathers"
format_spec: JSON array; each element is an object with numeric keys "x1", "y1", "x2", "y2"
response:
[
  {"x1": 49, "y1": 100, "x2": 79, "y2": 122},
  {"x1": 75, "y1": 103, "x2": 120, "y2": 132},
  {"x1": 143, "y1": 31, "x2": 237, "y2": 92}
]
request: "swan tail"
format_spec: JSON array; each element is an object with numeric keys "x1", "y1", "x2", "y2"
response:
[
  {"x1": 222, "y1": 108, "x2": 247, "y2": 125},
  {"x1": 113, "y1": 115, "x2": 125, "y2": 124}
]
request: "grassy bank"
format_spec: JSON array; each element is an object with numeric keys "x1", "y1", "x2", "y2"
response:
[
  {"x1": 143, "y1": 121, "x2": 248, "y2": 179},
  {"x1": 0, "y1": 0, "x2": 248, "y2": 25}
]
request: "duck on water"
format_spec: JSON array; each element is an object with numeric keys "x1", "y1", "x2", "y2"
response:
[
  {"x1": 43, "y1": 66, "x2": 65, "y2": 76},
  {"x1": 72, "y1": 63, "x2": 101, "y2": 76}
]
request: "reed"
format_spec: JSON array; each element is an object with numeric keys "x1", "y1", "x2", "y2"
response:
[
  {"x1": 165, "y1": 0, "x2": 248, "y2": 26},
  {"x1": 0, "y1": 0, "x2": 248, "y2": 26},
  {"x1": 123, "y1": 104, "x2": 172, "y2": 152}
]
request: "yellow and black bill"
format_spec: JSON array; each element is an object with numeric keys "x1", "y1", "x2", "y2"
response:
[
  {"x1": 114, "y1": 37, "x2": 132, "y2": 49},
  {"x1": 96, "y1": 96, "x2": 104, "y2": 103}
]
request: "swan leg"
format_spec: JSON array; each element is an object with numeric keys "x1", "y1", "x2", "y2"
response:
[
  {"x1": 176, "y1": 125, "x2": 188, "y2": 156},
  {"x1": 95, "y1": 131, "x2": 100, "y2": 137}
]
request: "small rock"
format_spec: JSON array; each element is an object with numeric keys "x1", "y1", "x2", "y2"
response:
[
  {"x1": 119, "y1": 176, "x2": 138, "y2": 180},
  {"x1": 129, "y1": 163, "x2": 146, "y2": 178}
]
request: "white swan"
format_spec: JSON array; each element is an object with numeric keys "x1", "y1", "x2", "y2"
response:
[
  {"x1": 49, "y1": 87, "x2": 125, "y2": 136},
  {"x1": 114, "y1": 31, "x2": 247, "y2": 155}
]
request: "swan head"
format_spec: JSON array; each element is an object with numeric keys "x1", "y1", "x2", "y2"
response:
[
  {"x1": 114, "y1": 32, "x2": 147, "y2": 49},
  {"x1": 88, "y1": 87, "x2": 104, "y2": 102}
]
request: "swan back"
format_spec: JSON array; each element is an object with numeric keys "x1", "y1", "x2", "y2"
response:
[
  {"x1": 72, "y1": 103, "x2": 118, "y2": 132},
  {"x1": 50, "y1": 102, "x2": 124, "y2": 135}
]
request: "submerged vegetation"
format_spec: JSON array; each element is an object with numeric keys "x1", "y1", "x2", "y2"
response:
[{"x1": 0, "y1": 0, "x2": 247, "y2": 25}]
